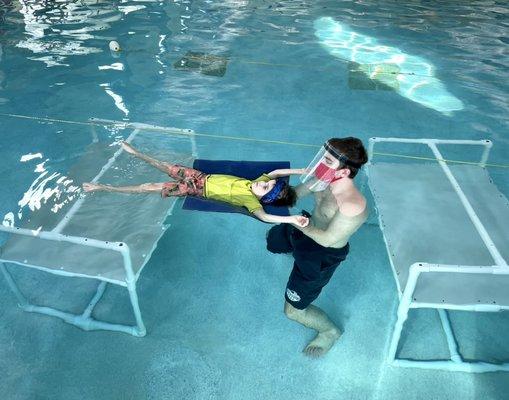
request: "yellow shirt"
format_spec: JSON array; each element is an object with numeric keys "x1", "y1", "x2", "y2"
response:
[{"x1": 205, "y1": 174, "x2": 271, "y2": 213}]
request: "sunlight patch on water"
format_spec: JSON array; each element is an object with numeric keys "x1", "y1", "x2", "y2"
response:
[{"x1": 314, "y1": 17, "x2": 464, "y2": 115}]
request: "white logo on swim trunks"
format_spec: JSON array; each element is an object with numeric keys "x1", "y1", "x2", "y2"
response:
[{"x1": 286, "y1": 289, "x2": 301, "y2": 302}]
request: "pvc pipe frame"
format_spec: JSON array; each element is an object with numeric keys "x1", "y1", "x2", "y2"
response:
[
  {"x1": 0, "y1": 232, "x2": 146, "y2": 337},
  {"x1": 369, "y1": 137, "x2": 509, "y2": 373},
  {"x1": 0, "y1": 126, "x2": 198, "y2": 337},
  {"x1": 389, "y1": 263, "x2": 509, "y2": 373}
]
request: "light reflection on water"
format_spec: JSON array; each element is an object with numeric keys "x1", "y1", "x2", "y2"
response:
[
  {"x1": 313, "y1": 17, "x2": 464, "y2": 115},
  {"x1": 2, "y1": 150, "x2": 81, "y2": 228},
  {"x1": 14, "y1": 0, "x2": 122, "y2": 67}
]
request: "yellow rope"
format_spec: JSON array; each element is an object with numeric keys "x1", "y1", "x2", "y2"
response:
[
  {"x1": 178, "y1": 54, "x2": 428, "y2": 76},
  {"x1": 232, "y1": 57, "x2": 431, "y2": 78},
  {"x1": 371, "y1": 152, "x2": 509, "y2": 169},
  {"x1": 1, "y1": 112, "x2": 508, "y2": 168},
  {"x1": 0, "y1": 113, "x2": 94, "y2": 127}
]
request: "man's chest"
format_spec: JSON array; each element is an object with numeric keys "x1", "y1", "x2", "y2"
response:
[{"x1": 314, "y1": 191, "x2": 339, "y2": 221}]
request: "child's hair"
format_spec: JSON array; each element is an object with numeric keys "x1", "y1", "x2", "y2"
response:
[{"x1": 271, "y1": 183, "x2": 297, "y2": 207}]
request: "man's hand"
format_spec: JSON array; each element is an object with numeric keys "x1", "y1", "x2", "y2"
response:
[
  {"x1": 290, "y1": 215, "x2": 309, "y2": 228},
  {"x1": 267, "y1": 168, "x2": 309, "y2": 179}
]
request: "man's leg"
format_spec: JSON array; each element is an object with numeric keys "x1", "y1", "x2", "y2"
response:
[
  {"x1": 267, "y1": 223, "x2": 343, "y2": 357},
  {"x1": 266, "y1": 224, "x2": 294, "y2": 254},
  {"x1": 283, "y1": 253, "x2": 345, "y2": 358},
  {"x1": 284, "y1": 301, "x2": 341, "y2": 358}
]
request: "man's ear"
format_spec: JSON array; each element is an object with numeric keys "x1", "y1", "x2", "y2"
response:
[{"x1": 335, "y1": 168, "x2": 350, "y2": 179}]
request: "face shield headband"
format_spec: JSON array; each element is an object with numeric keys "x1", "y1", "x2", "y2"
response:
[
  {"x1": 323, "y1": 141, "x2": 362, "y2": 169},
  {"x1": 300, "y1": 141, "x2": 361, "y2": 191},
  {"x1": 260, "y1": 179, "x2": 286, "y2": 204}
]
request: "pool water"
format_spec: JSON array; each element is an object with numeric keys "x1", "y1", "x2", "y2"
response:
[{"x1": 0, "y1": 1, "x2": 508, "y2": 399}]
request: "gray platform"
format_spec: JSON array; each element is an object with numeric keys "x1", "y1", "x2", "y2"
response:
[
  {"x1": 1, "y1": 133, "x2": 193, "y2": 285},
  {"x1": 369, "y1": 162, "x2": 509, "y2": 305}
]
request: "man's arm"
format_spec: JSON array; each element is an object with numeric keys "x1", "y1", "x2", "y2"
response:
[
  {"x1": 293, "y1": 201, "x2": 367, "y2": 246},
  {"x1": 253, "y1": 209, "x2": 309, "y2": 227},
  {"x1": 266, "y1": 168, "x2": 306, "y2": 179},
  {"x1": 294, "y1": 181, "x2": 313, "y2": 199},
  {"x1": 266, "y1": 169, "x2": 313, "y2": 199},
  {"x1": 292, "y1": 211, "x2": 346, "y2": 247}
]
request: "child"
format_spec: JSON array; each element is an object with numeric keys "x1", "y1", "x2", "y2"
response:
[{"x1": 83, "y1": 142, "x2": 309, "y2": 227}]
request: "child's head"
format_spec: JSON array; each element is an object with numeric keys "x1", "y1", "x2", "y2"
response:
[{"x1": 251, "y1": 179, "x2": 297, "y2": 207}]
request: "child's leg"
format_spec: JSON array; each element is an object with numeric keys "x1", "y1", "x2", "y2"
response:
[
  {"x1": 165, "y1": 165, "x2": 205, "y2": 181},
  {"x1": 121, "y1": 142, "x2": 174, "y2": 174},
  {"x1": 83, "y1": 182, "x2": 164, "y2": 193},
  {"x1": 161, "y1": 178, "x2": 205, "y2": 198},
  {"x1": 121, "y1": 142, "x2": 202, "y2": 181}
]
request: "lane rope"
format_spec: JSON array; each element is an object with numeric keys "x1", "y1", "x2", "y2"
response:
[{"x1": 1, "y1": 112, "x2": 508, "y2": 168}]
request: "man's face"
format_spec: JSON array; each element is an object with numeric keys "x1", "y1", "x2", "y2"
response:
[
  {"x1": 322, "y1": 151, "x2": 341, "y2": 169},
  {"x1": 251, "y1": 179, "x2": 277, "y2": 198},
  {"x1": 320, "y1": 151, "x2": 350, "y2": 180}
]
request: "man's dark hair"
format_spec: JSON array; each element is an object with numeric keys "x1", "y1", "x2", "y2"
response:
[
  {"x1": 272, "y1": 184, "x2": 297, "y2": 207},
  {"x1": 328, "y1": 137, "x2": 368, "y2": 178}
]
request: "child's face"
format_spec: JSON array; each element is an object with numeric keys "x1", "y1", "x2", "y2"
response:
[{"x1": 251, "y1": 179, "x2": 277, "y2": 198}]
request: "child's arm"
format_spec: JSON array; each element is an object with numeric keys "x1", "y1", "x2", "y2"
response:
[
  {"x1": 266, "y1": 168, "x2": 307, "y2": 179},
  {"x1": 295, "y1": 181, "x2": 313, "y2": 199},
  {"x1": 253, "y1": 209, "x2": 309, "y2": 227}
]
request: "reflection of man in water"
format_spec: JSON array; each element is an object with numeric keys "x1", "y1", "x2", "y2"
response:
[{"x1": 266, "y1": 137, "x2": 368, "y2": 357}]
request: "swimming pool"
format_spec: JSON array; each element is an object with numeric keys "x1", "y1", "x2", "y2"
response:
[{"x1": 0, "y1": 0, "x2": 508, "y2": 399}]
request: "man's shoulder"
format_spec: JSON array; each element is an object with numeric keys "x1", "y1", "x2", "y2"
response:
[{"x1": 338, "y1": 194, "x2": 367, "y2": 217}]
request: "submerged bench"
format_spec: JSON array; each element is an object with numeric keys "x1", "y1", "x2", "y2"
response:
[
  {"x1": 0, "y1": 128, "x2": 196, "y2": 337},
  {"x1": 367, "y1": 137, "x2": 509, "y2": 373}
]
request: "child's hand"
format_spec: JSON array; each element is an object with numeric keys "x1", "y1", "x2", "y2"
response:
[
  {"x1": 291, "y1": 215, "x2": 309, "y2": 228},
  {"x1": 297, "y1": 168, "x2": 308, "y2": 175}
]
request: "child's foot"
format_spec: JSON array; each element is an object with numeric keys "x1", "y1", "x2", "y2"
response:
[
  {"x1": 82, "y1": 182, "x2": 103, "y2": 192},
  {"x1": 121, "y1": 141, "x2": 138, "y2": 155}
]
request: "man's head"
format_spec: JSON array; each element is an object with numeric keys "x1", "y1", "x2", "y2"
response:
[
  {"x1": 251, "y1": 179, "x2": 297, "y2": 207},
  {"x1": 325, "y1": 137, "x2": 368, "y2": 179}
]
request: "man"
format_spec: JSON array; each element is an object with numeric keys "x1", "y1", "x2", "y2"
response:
[{"x1": 266, "y1": 137, "x2": 369, "y2": 357}]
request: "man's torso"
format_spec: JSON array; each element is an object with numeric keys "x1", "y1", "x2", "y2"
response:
[{"x1": 311, "y1": 188, "x2": 368, "y2": 248}]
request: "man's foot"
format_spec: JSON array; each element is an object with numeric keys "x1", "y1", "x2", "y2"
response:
[
  {"x1": 121, "y1": 141, "x2": 138, "y2": 155},
  {"x1": 82, "y1": 182, "x2": 103, "y2": 192},
  {"x1": 303, "y1": 328, "x2": 341, "y2": 358}
]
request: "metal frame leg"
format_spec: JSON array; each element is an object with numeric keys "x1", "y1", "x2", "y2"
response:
[
  {"x1": 0, "y1": 262, "x2": 146, "y2": 337},
  {"x1": 437, "y1": 309, "x2": 462, "y2": 364},
  {"x1": 0, "y1": 261, "x2": 28, "y2": 307},
  {"x1": 388, "y1": 265, "x2": 509, "y2": 373},
  {"x1": 388, "y1": 294, "x2": 410, "y2": 362},
  {"x1": 126, "y1": 279, "x2": 146, "y2": 337},
  {"x1": 391, "y1": 306, "x2": 509, "y2": 372}
]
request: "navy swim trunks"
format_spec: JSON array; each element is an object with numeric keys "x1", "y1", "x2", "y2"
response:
[{"x1": 266, "y1": 218, "x2": 349, "y2": 310}]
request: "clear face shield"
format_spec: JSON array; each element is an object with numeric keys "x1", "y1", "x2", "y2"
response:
[{"x1": 300, "y1": 141, "x2": 357, "y2": 192}]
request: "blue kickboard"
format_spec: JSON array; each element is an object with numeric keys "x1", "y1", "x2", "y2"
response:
[{"x1": 182, "y1": 159, "x2": 291, "y2": 216}]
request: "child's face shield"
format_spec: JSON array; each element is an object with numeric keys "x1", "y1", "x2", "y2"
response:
[{"x1": 299, "y1": 142, "x2": 350, "y2": 192}]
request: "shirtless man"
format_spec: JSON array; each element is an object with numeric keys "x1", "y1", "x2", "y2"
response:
[{"x1": 266, "y1": 137, "x2": 368, "y2": 357}]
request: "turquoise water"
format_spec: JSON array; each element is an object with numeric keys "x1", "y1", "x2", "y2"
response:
[{"x1": 0, "y1": 1, "x2": 508, "y2": 399}]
